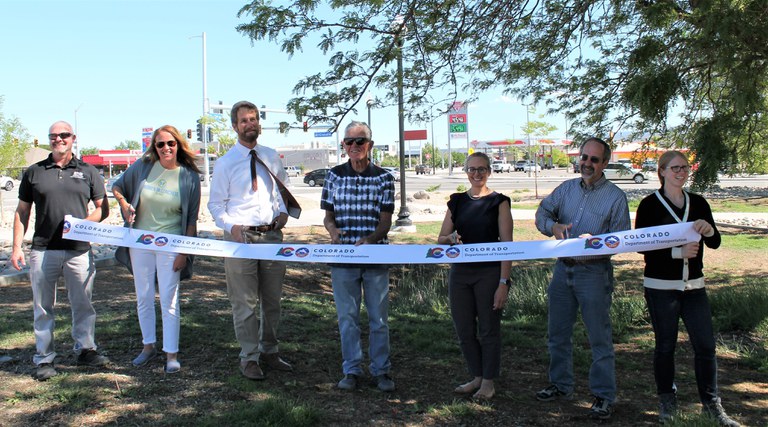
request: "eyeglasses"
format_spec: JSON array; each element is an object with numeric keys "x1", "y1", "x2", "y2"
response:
[
  {"x1": 466, "y1": 167, "x2": 489, "y2": 174},
  {"x1": 343, "y1": 137, "x2": 370, "y2": 146},
  {"x1": 48, "y1": 132, "x2": 73, "y2": 140},
  {"x1": 580, "y1": 154, "x2": 602, "y2": 164},
  {"x1": 155, "y1": 140, "x2": 177, "y2": 149},
  {"x1": 667, "y1": 165, "x2": 690, "y2": 173}
]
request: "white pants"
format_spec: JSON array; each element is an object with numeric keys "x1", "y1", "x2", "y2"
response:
[
  {"x1": 129, "y1": 248, "x2": 181, "y2": 353},
  {"x1": 30, "y1": 249, "x2": 97, "y2": 365}
]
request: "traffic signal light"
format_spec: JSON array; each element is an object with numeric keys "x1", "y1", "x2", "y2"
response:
[
  {"x1": 187, "y1": 129, "x2": 192, "y2": 139},
  {"x1": 303, "y1": 121, "x2": 308, "y2": 132},
  {"x1": 260, "y1": 105, "x2": 266, "y2": 120},
  {"x1": 196, "y1": 120, "x2": 203, "y2": 142}
]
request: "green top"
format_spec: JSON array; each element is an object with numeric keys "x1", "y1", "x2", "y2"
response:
[{"x1": 135, "y1": 161, "x2": 182, "y2": 235}]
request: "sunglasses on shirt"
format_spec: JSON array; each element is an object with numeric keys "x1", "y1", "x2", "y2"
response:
[
  {"x1": 343, "y1": 137, "x2": 370, "y2": 146},
  {"x1": 155, "y1": 140, "x2": 177, "y2": 149}
]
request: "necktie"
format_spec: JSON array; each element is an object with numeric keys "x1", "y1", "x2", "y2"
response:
[
  {"x1": 249, "y1": 149, "x2": 258, "y2": 191},
  {"x1": 249, "y1": 151, "x2": 303, "y2": 219}
]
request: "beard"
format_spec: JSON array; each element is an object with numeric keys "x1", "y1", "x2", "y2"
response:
[
  {"x1": 580, "y1": 165, "x2": 595, "y2": 176},
  {"x1": 240, "y1": 129, "x2": 258, "y2": 144}
]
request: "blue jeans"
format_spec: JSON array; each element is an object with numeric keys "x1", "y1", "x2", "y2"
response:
[
  {"x1": 547, "y1": 259, "x2": 616, "y2": 402},
  {"x1": 331, "y1": 266, "x2": 391, "y2": 376},
  {"x1": 644, "y1": 287, "x2": 718, "y2": 403}
]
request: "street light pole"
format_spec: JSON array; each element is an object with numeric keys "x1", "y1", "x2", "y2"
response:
[
  {"x1": 393, "y1": 17, "x2": 411, "y2": 227},
  {"x1": 201, "y1": 31, "x2": 211, "y2": 187},
  {"x1": 366, "y1": 95, "x2": 373, "y2": 127},
  {"x1": 73, "y1": 103, "x2": 83, "y2": 157},
  {"x1": 366, "y1": 95, "x2": 374, "y2": 162},
  {"x1": 430, "y1": 108, "x2": 436, "y2": 174}
]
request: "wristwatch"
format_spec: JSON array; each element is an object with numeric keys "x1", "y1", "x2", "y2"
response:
[{"x1": 499, "y1": 278, "x2": 512, "y2": 287}]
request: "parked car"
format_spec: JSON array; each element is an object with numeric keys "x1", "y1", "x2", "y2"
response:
[
  {"x1": 0, "y1": 175, "x2": 17, "y2": 191},
  {"x1": 523, "y1": 163, "x2": 542, "y2": 173},
  {"x1": 303, "y1": 168, "x2": 329, "y2": 187},
  {"x1": 284, "y1": 166, "x2": 302, "y2": 177},
  {"x1": 642, "y1": 160, "x2": 658, "y2": 172},
  {"x1": 382, "y1": 166, "x2": 401, "y2": 181},
  {"x1": 414, "y1": 164, "x2": 431, "y2": 175},
  {"x1": 604, "y1": 162, "x2": 648, "y2": 183},
  {"x1": 491, "y1": 160, "x2": 512, "y2": 173},
  {"x1": 514, "y1": 160, "x2": 528, "y2": 171},
  {"x1": 105, "y1": 172, "x2": 124, "y2": 192}
]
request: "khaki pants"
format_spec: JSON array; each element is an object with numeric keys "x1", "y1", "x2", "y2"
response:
[{"x1": 223, "y1": 229, "x2": 286, "y2": 362}]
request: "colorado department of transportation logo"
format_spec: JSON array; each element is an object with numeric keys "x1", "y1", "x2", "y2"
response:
[
  {"x1": 62, "y1": 221, "x2": 72, "y2": 234},
  {"x1": 445, "y1": 247, "x2": 461, "y2": 258},
  {"x1": 276, "y1": 247, "x2": 296, "y2": 257},
  {"x1": 426, "y1": 248, "x2": 445, "y2": 259},
  {"x1": 294, "y1": 247, "x2": 310, "y2": 258},
  {"x1": 604, "y1": 235, "x2": 620, "y2": 249},
  {"x1": 137, "y1": 234, "x2": 155, "y2": 245},
  {"x1": 154, "y1": 236, "x2": 169, "y2": 247},
  {"x1": 585, "y1": 237, "x2": 603, "y2": 250}
]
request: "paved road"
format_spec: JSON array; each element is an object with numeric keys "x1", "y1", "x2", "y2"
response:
[
  {"x1": 2, "y1": 170, "x2": 766, "y2": 221},
  {"x1": 290, "y1": 168, "x2": 768, "y2": 198}
]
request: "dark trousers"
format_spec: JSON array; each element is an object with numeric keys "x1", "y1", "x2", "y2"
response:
[
  {"x1": 449, "y1": 264, "x2": 502, "y2": 379},
  {"x1": 644, "y1": 287, "x2": 718, "y2": 403}
]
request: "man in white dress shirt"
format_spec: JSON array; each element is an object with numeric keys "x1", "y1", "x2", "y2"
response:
[{"x1": 208, "y1": 101, "x2": 294, "y2": 380}]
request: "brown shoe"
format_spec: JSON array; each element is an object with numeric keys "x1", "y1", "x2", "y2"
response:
[
  {"x1": 239, "y1": 360, "x2": 265, "y2": 380},
  {"x1": 261, "y1": 353, "x2": 293, "y2": 372}
]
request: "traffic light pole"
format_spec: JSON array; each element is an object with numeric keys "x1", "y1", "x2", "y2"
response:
[{"x1": 201, "y1": 32, "x2": 211, "y2": 187}]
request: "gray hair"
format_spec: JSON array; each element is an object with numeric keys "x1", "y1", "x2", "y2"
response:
[
  {"x1": 344, "y1": 121, "x2": 372, "y2": 139},
  {"x1": 579, "y1": 137, "x2": 612, "y2": 162}
]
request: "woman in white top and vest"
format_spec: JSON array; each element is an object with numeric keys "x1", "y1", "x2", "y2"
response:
[{"x1": 113, "y1": 125, "x2": 201, "y2": 374}]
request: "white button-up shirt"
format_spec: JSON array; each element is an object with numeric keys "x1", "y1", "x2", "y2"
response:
[{"x1": 208, "y1": 141, "x2": 289, "y2": 233}]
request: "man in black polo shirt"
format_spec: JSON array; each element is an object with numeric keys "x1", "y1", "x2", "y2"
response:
[{"x1": 10, "y1": 121, "x2": 110, "y2": 381}]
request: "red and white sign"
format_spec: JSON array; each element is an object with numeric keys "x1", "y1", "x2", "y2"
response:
[{"x1": 448, "y1": 102, "x2": 468, "y2": 140}]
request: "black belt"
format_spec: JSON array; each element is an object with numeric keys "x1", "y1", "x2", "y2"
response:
[
  {"x1": 559, "y1": 257, "x2": 609, "y2": 267},
  {"x1": 245, "y1": 224, "x2": 275, "y2": 233}
]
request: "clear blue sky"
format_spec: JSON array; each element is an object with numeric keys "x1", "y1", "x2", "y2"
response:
[{"x1": 1, "y1": 0, "x2": 567, "y2": 153}]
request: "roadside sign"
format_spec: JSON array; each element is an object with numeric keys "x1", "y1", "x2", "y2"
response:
[
  {"x1": 448, "y1": 102, "x2": 468, "y2": 140},
  {"x1": 208, "y1": 113, "x2": 224, "y2": 120},
  {"x1": 141, "y1": 127, "x2": 153, "y2": 151},
  {"x1": 314, "y1": 131, "x2": 333, "y2": 137}
]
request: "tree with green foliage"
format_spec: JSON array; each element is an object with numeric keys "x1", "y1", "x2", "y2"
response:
[
  {"x1": 0, "y1": 97, "x2": 31, "y2": 223},
  {"x1": 80, "y1": 146, "x2": 100, "y2": 156},
  {"x1": 115, "y1": 140, "x2": 141, "y2": 150},
  {"x1": 0, "y1": 98, "x2": 30, "y2": 175},
  {"x1": 237, "y1": 0, "x2": 767, "y2": 189}
]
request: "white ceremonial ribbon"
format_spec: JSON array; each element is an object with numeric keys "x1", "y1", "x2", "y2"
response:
[{"x1": 62, "y1": 215, "x2": 700, "y2": 265}]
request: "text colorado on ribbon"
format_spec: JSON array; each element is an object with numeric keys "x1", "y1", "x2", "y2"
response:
[{"x1": 63, "y1": 215, "x2": 700, "y2": 265}]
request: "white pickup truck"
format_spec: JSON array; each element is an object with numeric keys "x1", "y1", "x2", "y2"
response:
[{"x1": 491, "y1": 160, "x2": 512, "y2": 173}]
